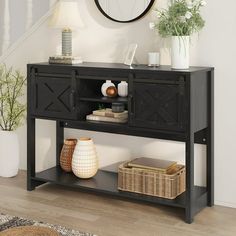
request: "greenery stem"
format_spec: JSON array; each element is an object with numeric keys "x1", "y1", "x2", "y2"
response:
[{"x1": 0, "y1": 64, "x2": 26, "y2": 131}]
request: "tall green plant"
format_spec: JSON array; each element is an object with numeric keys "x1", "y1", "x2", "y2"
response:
[
  {"x1": 0, "y1": 64, "x2": 26, "y2": 131},
  {"x1": 151, "y1": 0, "x2": 206, "y2": 37}
]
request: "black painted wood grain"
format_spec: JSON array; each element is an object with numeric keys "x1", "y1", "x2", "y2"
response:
[{"x1": 27, "y1": 62, "x2": 214, "y2": 223}]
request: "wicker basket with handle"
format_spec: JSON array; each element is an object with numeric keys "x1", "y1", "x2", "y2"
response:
[{"x1": 118, "y1": 162, "x2": 186, "y2": 199}]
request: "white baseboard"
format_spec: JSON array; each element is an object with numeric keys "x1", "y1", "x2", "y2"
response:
[{"x1": 215, "y1": 200, "x2": 236, "y2": 209}]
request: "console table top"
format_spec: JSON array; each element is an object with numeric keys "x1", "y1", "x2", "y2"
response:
[{"x1": 29, "y1": 62, "x2": 213, "y2": 73}]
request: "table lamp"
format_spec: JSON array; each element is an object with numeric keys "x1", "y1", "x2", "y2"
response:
[{"x1": 49, "y1": 0, "x2": 84, "y2": 64}]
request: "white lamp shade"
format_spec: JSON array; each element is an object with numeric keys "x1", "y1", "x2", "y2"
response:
[{"x1": 49, "y1": 0, "x2": 84, "y2": 29}]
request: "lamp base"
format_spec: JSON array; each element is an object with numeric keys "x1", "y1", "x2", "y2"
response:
[{"x1": 49, "y1": 55, "x2": 83, "y2": 65}]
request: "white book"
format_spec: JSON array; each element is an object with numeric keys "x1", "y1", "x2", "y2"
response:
[
  {"x1": 93, "y1": 109, "x2": 128, "y2": 118},
  {"x1": 86, "y1": 114, "x2": 128, "y2": 124},
  {"x1": 49, "y1": 56, "x2": 83, "y2": 64}
]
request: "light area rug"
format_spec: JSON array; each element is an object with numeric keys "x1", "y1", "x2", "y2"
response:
[{"x1": 0, "y1": 213, "x2": 95, "y2": 236}]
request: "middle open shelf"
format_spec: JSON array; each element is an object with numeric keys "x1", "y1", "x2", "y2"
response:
[{"x1": 79, "y1": 96, "x2": 128, "y2": 104}]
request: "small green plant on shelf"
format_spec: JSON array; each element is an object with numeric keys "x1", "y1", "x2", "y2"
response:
[
  {"x1": 0, "y1": 64, "x2": 26, "y2": 131},
  {"x1": 98, "y1": 103, "x2": 105, "y2": 110}
]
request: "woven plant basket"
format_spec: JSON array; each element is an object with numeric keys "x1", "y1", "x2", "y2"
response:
[{"x1": 118, "y1": 162, "x2": 186, "y2": 199}]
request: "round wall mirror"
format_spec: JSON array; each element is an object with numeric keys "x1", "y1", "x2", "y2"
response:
[{"x1": 95, "y1": 0, "x2": 155, "y2": 23}]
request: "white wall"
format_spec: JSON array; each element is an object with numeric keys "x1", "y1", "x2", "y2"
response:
[
  {"x1": 0, "y1": 0, "x2": 50, "y2": 55},
  {"x1": 2, "y1": 0, "x2": 236, "y2": 208}
]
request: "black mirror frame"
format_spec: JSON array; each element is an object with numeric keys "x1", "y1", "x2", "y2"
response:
[{"x1": 94, "y1": 0, "x2": 155, "y2": 23}]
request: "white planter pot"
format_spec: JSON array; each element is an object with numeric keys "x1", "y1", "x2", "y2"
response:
[
  {"x1": 101, "y1": 80, "x2": 115, "y2": 96},
  {"x1": 0, "y1": 131, "x2": 19, "y2": 177},
  {"x1": 72, "y1": 138, "x2": 98, "y2": 179},
  {"x1": 171, "y1": 36, "x2": 190, "y2": 70}
]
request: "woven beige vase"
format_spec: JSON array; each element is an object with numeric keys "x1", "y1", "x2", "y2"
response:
[
  {"x1": 72, "y1": 138, "x2": 98, "y2": 178},
  {"x1": 0, "y1": 226, "x2": 59, "y2": 236}
]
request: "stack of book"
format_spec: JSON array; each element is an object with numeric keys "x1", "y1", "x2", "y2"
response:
[
  {"x1": 49, "y1": 56, "x2": 83, "y2": 65},
  {"x1": 127, "y1": 157, "x2": 178, "y2": 174},
  {"x1": 86, "y1": 108, "x2": 128, "y2": 124}
]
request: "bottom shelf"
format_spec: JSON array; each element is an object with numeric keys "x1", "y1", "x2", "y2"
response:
[{"x1": 33, "y1": 166, "x2": 207, "y2": 209}]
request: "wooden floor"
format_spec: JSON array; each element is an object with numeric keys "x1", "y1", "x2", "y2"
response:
[{"x1": 0, "y1": 171, "x2": 236, "y2": 236}]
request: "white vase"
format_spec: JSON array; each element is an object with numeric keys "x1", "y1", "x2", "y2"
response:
[
  {"x1": 171, "y1": 36, "x2": 190, "y2": 69},
  {"x1": 101, "y1": 80, "x2": 115, "y2": 96},
  {"x1": 0, "y1": 131, "x2": 19, "y2": 177},
  {"x1": 118, "y1": 81, "x2": 128, "y2": 97},
  {"x1": 72, "y1": 138, "x2": 98, "y2": 179}
]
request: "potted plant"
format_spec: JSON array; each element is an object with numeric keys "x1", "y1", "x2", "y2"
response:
[
  {"x1": 0, "y1": 64, "x2": 26, "y2": 177},
  {"x1": 151, "y1": 0, "x2": 206, "y2": 69}
]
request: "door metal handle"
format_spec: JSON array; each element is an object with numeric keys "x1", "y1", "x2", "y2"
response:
[
  {"x1": 69, "y1": 90, "x2": 76, "y2": 110},
  {"x1": 129, "y1": 94, "x2": 134, "y2": 115}
]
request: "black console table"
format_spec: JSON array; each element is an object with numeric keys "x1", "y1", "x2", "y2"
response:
[{"x1": 27, "y1": 62, "x2": 214, "y2": 223}]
